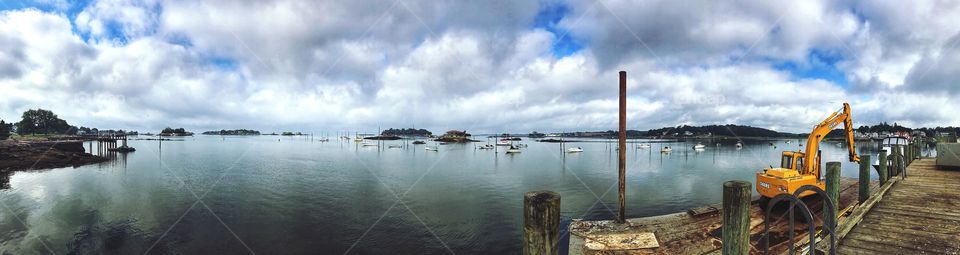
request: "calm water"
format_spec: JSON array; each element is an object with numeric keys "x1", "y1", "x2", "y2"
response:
[{"x1": 0, "y1": 136, "x2": 900, "y2": 254}]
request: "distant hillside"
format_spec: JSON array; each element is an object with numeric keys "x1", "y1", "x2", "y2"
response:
[
  {"x1": 202, "y1": 129, "x2": 260, "y2": 135},
  {"x1": 646, "y1": 124, "x2": 796, "y2": 138}
]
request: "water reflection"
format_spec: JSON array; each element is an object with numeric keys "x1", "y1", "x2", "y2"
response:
[{"x1": 0, "y1": 136, "x2": 912, "y2": 254}]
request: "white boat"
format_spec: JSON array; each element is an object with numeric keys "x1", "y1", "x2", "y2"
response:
[
  {"x1": 496, "y1": 140, "x2": 511, "y2": 146},
  {"x1": 567, "y1": 147, "x2": 583, "y2": 153},
  {"x1": 354, "y1": 136, "x2": 364, "y2": 142},
  {"x1": 388, "y1": 145, "x2": 402, "y2": 148},
  {"x1": 735, "y1": 142, "x2": 743, "y2": 149},
  {"x1": 661, "y1": 146, "x2": 672, "y2": 153},
  {"x1": 506, "y1": 146, "x2": 521, "y2": 154},
  {"x1": 425, "y1": 146, "x2": 438, "y2": 151},
  {"x1": 693, "y1": 143, "x2": 706, "y2": 150},
  {"x1": 874, "y1": 136, "x2": 910, "y2": 167},
  {"x1": 361, "y1": 142, "x2": 377, "y2": 147},
  {"x1": 637, "y1": 144, "x2": 651, "y2": 149}
]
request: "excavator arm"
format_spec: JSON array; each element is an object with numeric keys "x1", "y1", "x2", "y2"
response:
[{"x1": 802, "y1": 103, "x2": 860, "y2": 179}]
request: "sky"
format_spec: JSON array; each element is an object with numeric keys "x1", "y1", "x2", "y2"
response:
[{"x1": 1, "y1": 0, "x2": 959, "y2": 134}]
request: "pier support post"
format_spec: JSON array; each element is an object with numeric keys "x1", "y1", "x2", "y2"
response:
[
  {"x1": 858, "y1": 155, "x2": 871, "y2": 204},
  {"x1": 722, "y1": 180, "x2": 751, "y2": 255},
  {"x1": 825, "y1": 162, "x2": 841, "y2": 227},
  {"x1": 906, "y1": 144, "x2": 913, "y2": 166},
  {"x1": 878, "y1": 150, "x2": 888, "y2": 185},
  {"x1": 893, "y1": 146, "x2": 902, "y2": 176},
  {"x1": 523, "y1": 191, "x2": 560, "y2": 255},
  {"x1": 617, "y1": 71, "x2": 627, "y2": 224}
]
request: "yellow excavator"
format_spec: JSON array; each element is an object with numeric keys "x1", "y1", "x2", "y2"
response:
[{"x1": 756, "y1": 103, "x2": 860, "y2": 203}]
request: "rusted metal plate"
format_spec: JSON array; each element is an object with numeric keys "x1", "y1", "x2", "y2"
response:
[{"x1": 584, "y1": 232, "x2": 660, "y2": 251}]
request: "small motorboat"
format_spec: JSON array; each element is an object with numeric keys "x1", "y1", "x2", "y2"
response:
[
  {"x1": 637, "y1": 144, "x2": 651, "y2": 149},
  {"x1": 661, "y1": 146, "x2": 672, "y2": 153},
  {"x1": 496, "y1": 140, "x2": 511, "y2": 146},
  {"x1": 425, "y1": 146, "x2": 438, "y2": 151},
  {"x1": 506, "y1": 145, "x2": 521, "y2": 154},
  {"x1": 567, "y1": 147, "x2": 583, "y2": 153},
  {"x1": 693, "y1": 143, "x2": 706, "y2": 150},
  {"x1": 412, "y1": 141, "x2": 426, "y2": 145},
  {"x1": 388, "y1": 145, "x2": 402, "y2": 149}
]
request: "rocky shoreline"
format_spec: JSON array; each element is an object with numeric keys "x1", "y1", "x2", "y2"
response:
[{"x1": 0, "y1": 140, "x2": 108, "y2": 174}]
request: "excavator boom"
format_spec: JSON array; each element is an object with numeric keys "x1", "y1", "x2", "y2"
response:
[{"x1": 802, "y1": 103, "x2": 860, "y2": 179}]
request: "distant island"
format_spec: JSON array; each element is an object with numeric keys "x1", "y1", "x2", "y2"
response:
[
  {"x1": 435, "y1": 130, "x2": 479, "y2": 143},
  {"x1": 381, "y1": 128, "x2": 432, "y2": 137},
  {"x1": 202, "y1": 129, "x2": 260, "y2": 135},
  {"x1": 159, "y1": 127, "x2": 193, "y2": 136}
]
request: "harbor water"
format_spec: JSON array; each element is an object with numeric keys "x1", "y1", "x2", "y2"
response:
[{"x1": 0, "y1": 136, "x2": 900, "y2": 254}]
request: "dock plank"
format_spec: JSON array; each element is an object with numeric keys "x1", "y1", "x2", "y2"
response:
[{"x1": 837, "y1": 159, "x2": 960, "y2": 254}]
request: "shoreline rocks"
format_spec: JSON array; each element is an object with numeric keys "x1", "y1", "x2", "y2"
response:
[{"x1": 0, "y1": 140, "x2": 108, "y2": 174}]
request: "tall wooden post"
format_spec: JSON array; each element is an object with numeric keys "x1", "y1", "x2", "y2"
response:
[
  {"x1": 878, "y1": 150, "x2": 888, "y2": 185},
  {"x1": 617, "y1": 71, "x2": 627, "y2": 223},
  {"x1": 858, "y1": 155, "x2": 871, "y2": 203},
  {"x1": 722, "y1": 180, "x2": 751, "y2": 255},
  {"x1": 825, "y1": 162, "x2": 841, "y2": 228},
  {"x1": 893, "y1": 146, "x2": 902, "y2": 175},
  {"x1": 523, "y1": 191, "x2": 560, "y2": 255},
  {"x1": 906, "y1": 144, "x2": 913, "y2": 165}
]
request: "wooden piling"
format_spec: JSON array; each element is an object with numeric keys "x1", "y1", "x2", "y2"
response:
[
  {"x1": 617, "y1": 70, "x2": 627, "y2": 224},
  {"x1": 825, "y1": 162, "x2": 841, "y2": 227},
  {"x1": 893, "y1": 146, "x2": 902, "y2": 175},
  {"x1": 858, "y1": 155, "x2": 871, "y2": 204},
  {"x1": 721, "y1": 180, "x2": 751, "y2": 255},
  {"x1": 523, "y1": 191, "x2": 560, "y2": 255},
  {"x1": 905, "y1": 144, "x2": 912, "y2": 166},
  {"x1": 878, "y1": 150, "x2": 888, "y2": 185}
]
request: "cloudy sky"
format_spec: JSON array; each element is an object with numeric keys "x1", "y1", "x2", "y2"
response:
[{"x1": 1, "y1": 0, "x2": 958, "y2": 134}]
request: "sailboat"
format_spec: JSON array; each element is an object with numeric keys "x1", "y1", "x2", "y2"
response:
[
  {"x1": 505, "y1": 145, "x2": 521, "y2": 154},
  {"x1": 693, "y1": 143, "x2": 706, "y2": 150}
]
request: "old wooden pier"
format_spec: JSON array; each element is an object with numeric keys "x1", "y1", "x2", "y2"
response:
[{"x1": 833, "y1": 158, "x2": 959, "y2": 254}]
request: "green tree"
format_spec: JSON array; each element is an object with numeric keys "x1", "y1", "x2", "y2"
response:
[
  {"x1": 0, "y1": 120, "x2": 10, "y2": 140},
  {"x1": 15, "y1": 109, "x2": 72, "y2": 135}
]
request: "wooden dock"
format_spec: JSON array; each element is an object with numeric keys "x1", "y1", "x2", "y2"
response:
[{"x1": 836, "y1": 158, "x2": 960, "y2": 254}]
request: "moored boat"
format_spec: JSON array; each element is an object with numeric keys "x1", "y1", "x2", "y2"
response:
[{"x1": 567, "y1": 147, "x2": 583, "y2": 153}]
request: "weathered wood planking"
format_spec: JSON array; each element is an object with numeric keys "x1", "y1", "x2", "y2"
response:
[
  {"x1": 837, "y1": 159, "x2": 960, "y2": 254},
  {"x1": 568, "y1": 178, "x2": 874, "y2": 255}
]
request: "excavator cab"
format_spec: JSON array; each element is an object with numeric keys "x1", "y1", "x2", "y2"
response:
[{"x1": 757, "y1": 151, "x2": 824, "y2": 199}]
